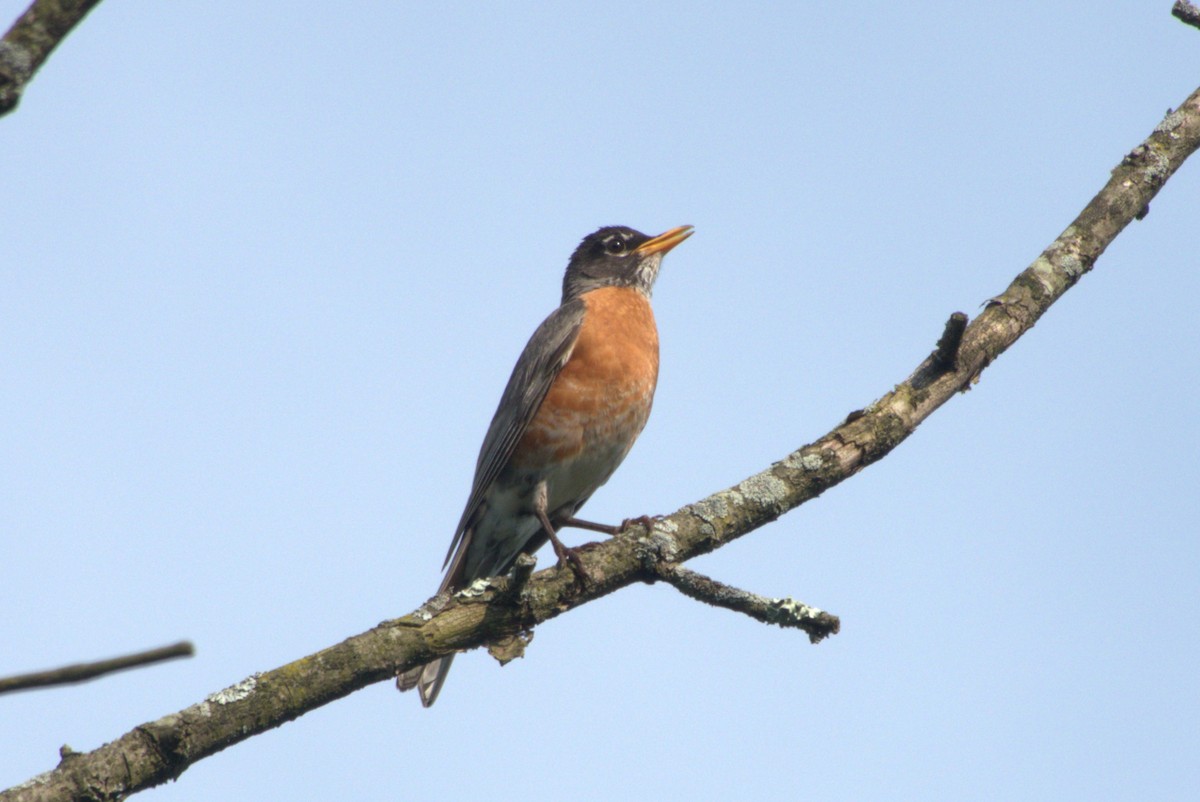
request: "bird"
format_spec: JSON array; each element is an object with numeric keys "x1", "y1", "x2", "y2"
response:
[{"x1": 397, "y1": 224, "x2": 693, "y2": 707}]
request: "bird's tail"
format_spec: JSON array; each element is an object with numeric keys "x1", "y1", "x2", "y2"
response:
[
  {"x1": 398, "y1": 528, "x2": 471, "y2": 706},
  {"x1": 397, "y1": 654, "x2": 455, "y2": 707}
]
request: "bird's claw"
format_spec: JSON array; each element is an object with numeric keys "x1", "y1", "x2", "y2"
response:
[
  {"x1": 618, "y1": 514, "x2": 660, "y2": 533},
  {"x1": 550, "y1": 536, "x2": 592, "y2": 584}
]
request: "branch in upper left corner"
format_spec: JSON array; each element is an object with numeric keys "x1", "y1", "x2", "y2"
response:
[{"x1": 0, "y1": 0, "x2": 106, "y2": 116}]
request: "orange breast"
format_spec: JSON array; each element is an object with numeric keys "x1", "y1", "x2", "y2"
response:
[{"x1": 514, "y1": 287, "x2": 659, "y2": 471}]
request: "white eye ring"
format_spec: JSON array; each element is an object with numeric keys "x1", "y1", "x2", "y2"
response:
[{"x1": 604, "y1": 237, "x2": 627, "y2": 254}]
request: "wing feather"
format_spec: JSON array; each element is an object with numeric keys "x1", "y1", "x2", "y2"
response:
[{"x1": 440, "y1": 298, "x2": 586, "y2": 572}]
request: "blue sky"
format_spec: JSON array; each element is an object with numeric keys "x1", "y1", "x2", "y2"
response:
[{"x1": 3, "y1": 2, "x2": 1199, "y2": 799}]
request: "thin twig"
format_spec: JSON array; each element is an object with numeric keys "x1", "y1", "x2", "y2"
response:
[
  {"x1": 0, "y1": 642, "x2": 195, "y2": 695},
  {"x1": 656, "y1": 564, "x2": 839, "y2": 644}
]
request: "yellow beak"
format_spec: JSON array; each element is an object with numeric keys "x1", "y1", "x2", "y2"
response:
[{"x1": 634, "y1": 225, "x2": 694, "y2": 256}]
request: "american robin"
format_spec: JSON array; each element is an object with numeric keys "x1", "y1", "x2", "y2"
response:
[{"x1": 398, "y1": 224, "x2": 693, "y2": 706}]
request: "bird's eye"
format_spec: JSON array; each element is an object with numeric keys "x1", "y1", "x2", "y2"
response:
[{"x1": 604, "y1": 237, "x2": 627, "y2": 255}]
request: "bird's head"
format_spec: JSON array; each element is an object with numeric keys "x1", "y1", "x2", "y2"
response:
[{"x1": 562, "y1": 225, "x2": 693, "y2": 302}]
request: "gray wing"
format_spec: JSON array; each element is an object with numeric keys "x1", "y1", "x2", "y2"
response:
[{"x1": 440, "y1": 298, "x2": 586, "y2": 573}]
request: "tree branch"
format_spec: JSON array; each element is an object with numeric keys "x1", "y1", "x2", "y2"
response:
[
  {"x1": 0, "y1": 0, "x2": 105, "y2": 117},
  {"x1": 654, "y1": 564, "x2": 840, "y2": 643},
  {"x1": 5, "y1": 77, "x2": 1198, "y2": 801},
  {"x1": 0, "y1": 643, "x2": 194, "y2": 696}
]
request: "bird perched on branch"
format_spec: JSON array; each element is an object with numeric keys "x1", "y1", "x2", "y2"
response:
[{"x1": 398, "y1": 224, "x2": 693, "y2": 706}]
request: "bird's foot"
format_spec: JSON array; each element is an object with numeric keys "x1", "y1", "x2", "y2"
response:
[
  {"x1": 548, "y1": 531, "x2": 591, "y2": 583},
  {"x1": 618, "y1": 514, "x2": 660, "y2": 533}
]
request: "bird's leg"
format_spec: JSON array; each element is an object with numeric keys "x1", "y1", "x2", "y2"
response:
[
  {"x1": 560, "y1": 516, "x2": 620, "y2": 535},
  {"x1": 535, "y1": 509, "x2": 591, "y2": 581},
  {"x1": 533, "y1": 483, "x2": 590, "y2": 581},
  {"x1": 562, "y1": 514, "x2": 660, "y2": 535}
]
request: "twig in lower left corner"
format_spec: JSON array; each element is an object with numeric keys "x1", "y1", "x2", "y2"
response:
[{"x1": 0, "y1": 640, "x2": 195, "y2": 694}]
